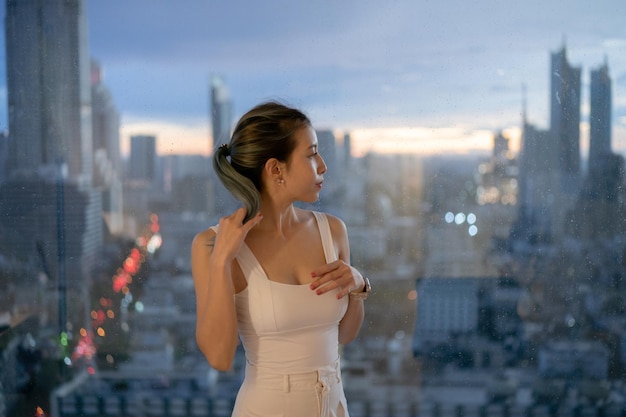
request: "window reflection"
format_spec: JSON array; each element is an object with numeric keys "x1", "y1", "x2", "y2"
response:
[{"x1": 1, "y1": 1, "x2": 626, "y2": 417}]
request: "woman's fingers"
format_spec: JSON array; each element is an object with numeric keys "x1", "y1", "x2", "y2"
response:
[
  {"x1": 243, "y1": 211, "x2": 263, "y2": 232},
  {"x1": 310, "y1": 260, "x2": 356, "y2": 298},
  {"x1": 310, "y1": 260, "x2": 341, "y2": 280},
  {"x1": 213, "y1": 208, "x2": 262, "y2": 262}
]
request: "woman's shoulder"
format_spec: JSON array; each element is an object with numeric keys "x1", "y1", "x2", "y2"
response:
[{"x1": 192, "y1": 225, "x2": 218, "y2": 249}]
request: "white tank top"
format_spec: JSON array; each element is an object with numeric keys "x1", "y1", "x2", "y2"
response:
[{"x1": 231, "y1": 211, "x2": 349, "y2": 373}]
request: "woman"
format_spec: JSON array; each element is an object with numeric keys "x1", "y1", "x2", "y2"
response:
[{"x1": 191, "y1": 101, "x2": 370, "y2": 416}]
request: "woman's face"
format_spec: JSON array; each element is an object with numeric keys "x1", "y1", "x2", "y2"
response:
[{"x1": 282, "y1": 125, "x2": 327, "y2": 203}]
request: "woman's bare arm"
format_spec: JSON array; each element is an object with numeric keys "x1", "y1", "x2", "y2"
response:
[
  {"x1": 328, "y1": 215, "x2": 366, "y2": 345},
  {"x1": 191, "y1": 208, "x2": 263, "y2": 371}
]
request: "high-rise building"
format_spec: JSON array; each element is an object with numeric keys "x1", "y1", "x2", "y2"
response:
[
  {"x1": 129, "y1": 135, "x2": 157, "y2": 183},
  {"x1": 589, "y1": 60, "x2": 612, "y2": 177},
  {"x1": 493, "y1": 131, "x2": 509, "y2": 159},
  {"x1": 514, "y1": 121, "x2": 558, "y2": 242},
  {"x1": 91, "y1": 60, "x2": 124, "y2": 235},
  {"x1": 1, "y1": 0, "x2": 103, "y2": 334},
  {"x1": 91, "y1": 61, "x2": 121, "y2": 173},
  {"x1": 343, "y1": 133, "x2": 352, "y2": 168},
  {"x1": 209, "y1": 76, "x2": 234, "y2": 215},
  {"x1": 412, "y1": 278, "x2": 479, "y2": 354},
  {"x1": 514, "y1": 45, "x2": 582, "y2": 242},
  {"x1": 550, "y1": 45, "x2": 581, "y2": 192},
  {"x1": 210, "y1": 76, "x2": 233, "y2": 152},
  {"x1": 573, "y1": 59, "x2": 623, "y2": 238},
  {"x1": 5, "y1": 0, "x2": 93, "y2": 184}
]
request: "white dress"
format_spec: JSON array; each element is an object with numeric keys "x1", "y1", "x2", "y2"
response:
[{"x1": 222, "y1": 211, "x2": 350, "y2": 417}]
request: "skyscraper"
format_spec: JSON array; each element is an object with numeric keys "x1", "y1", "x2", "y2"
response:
[
  {"x1": 91, "y1": 60, "x2": 121, "y2": 174},
  {"x1": 5, "y1": 0, "x2": 93, "y2": 184},
  {"x1": 92, "y1": 60, "x2": 124, "y2": 234},
  {"x1": 1, "y1": 0, "x2": 103, "y2": 333},
  {"x1": 515, "y1": 121, "x2": 557, "y2": 242},
  {"x1": 550, "y1": 45, "x2": 581, "y2": 192},
  {"x1": 129, "y1": 135, "x2": 157, "y2": 183},
  {"x1": 588, "y1": 60, "x2": 612, "y2": 176},
  {"x1": 210, "y1": 76, "x2": 233, "y2": 152}
]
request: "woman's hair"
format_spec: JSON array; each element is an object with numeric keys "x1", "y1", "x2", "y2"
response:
[{"x1": 213, "y1": 101, "x2": 311, "y2": 222}]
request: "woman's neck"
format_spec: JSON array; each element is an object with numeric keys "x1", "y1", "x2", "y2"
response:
[{"x1": 253, "y1": 203, "x2": 305, "y2": 238}]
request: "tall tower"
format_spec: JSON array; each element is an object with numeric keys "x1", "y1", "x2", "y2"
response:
[
  {"x1": 5, "y1": 0, "x2": 93, "y2": 184},
  {"x1": 210, "y1": 76, "x2": 233, "y2": 152},
  {"x1": 92, "y1": 60, "x2": 124, "y2": 235},
  {"x1": 129, "y1": 135, "x2": 157, "y2": 183},
  {"x1": 2, "y1": 0, "x2": 102, "y2": 337},
  {"x1": 588, "y1": 59, "x2": 612, "y2": 176},
  {"x1": 549, "y1": 44, "x2": 581, "y2": 192},
  {"x1": 91, "y1": 60, "x2": 121, "y2": 173}
]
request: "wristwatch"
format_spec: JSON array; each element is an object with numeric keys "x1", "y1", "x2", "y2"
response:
[{"x1": 349, "y1": 277, "x2": 371, "y2": 300}]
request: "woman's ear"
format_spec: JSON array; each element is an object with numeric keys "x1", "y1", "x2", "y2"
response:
[{"x1": 264, "y1": 158, "x2": 285, "y2": 184}]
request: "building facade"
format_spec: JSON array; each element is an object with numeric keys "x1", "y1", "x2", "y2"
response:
[
  {"x1": 550, "y1": 45, "x2": 581, "y2": 194},
  {"x1": 589, "y1": 60, "x2": 612, "y2": 178},
  {"x1": 5, "y1": 0, "x2": 93, "y2": 184},
  {"x1": 1, "y1": 0, "x2": 103, "y2": 340},
  {"x1": 129, "y1": 135, "x2": 157, "y2": 183},
  {"x1": 91, "y1": 60, "x2": 124, "y2": 235},
  {"x1": 210, "y1": 76, "x2": 232, "y2": 152}
]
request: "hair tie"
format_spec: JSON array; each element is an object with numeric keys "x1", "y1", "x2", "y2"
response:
[{"x1": 219, "y1": 143, "x2": 230, "y2": 156}]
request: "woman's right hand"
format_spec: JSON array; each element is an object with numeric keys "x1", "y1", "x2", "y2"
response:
[
  {"x1": 212, "y1": 208, "x2": 263, "y2": 264},
  {"x1": 192, "y1": 207, "x2": 261, "y2": 371}
]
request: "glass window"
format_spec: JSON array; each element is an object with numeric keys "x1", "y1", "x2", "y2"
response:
[{"x1": 1, "y1": 1, "x2": 625, "y2": 416}]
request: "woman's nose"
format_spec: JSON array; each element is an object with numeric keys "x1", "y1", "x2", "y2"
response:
[{"x1": 317, "y1": 154, "x2": 327, "y2": 174}]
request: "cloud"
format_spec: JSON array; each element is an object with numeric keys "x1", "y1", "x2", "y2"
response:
[{"x1": 3, "y1": 0, "x2": 621, "y2": 156}]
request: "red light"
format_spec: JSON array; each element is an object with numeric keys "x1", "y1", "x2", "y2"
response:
[
  {"x1": 113, "y1": 274, "x2": 127, "y2": 292},
  {"x1": 123, "y1": 257, "x2": 137, "y2": 274},
  {"x1": 130, "y1": 248, "x2": 141, "y2": 260}
]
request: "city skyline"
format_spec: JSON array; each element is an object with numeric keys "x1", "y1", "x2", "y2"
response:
[{"x1": 1, "y1": 1, "x2": 625, "y2": 157}]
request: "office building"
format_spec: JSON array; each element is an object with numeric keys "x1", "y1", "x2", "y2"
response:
[
  {"x1": 129, "y1": 135, "x2": 157, "y2": 183},
  {"x1": 550, "y1": 45, "x2": 581, "y2": 193},
  {"x1": 209, "y1": 77, "x2": 236, "y2": 215},
  {"x1": 412, "y1": 278, "x2": 479, "y2": 353},
  {"x1": 588, "y1": 60, "x2": 612, "y2": 178},
  {"x1": 513, "y1": 46, "x2": 582, "y2": 242},
  {"x1": 5, "y1": 0, "x2": 93, "y2": 184},
  {"x1": 91, "y1": 61, "x2": 121, "y2": 173},
  {"x1": 3, "y1": 0, "x2": 102, "y2": 271},
  {"x1": 1, "y1": 0, "x2": 103, "y2": 342},
  {"x1": 91, "y1": 60, "x2": 124, "y2": 234},
  {"x1": 210, "y1": 75, "x2": 233, "y2": 152},
  {"x1": 515, "y1": 121, "x2": 558, "y2": 242}
]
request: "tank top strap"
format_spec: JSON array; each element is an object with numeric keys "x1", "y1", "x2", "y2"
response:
[
  {"x1": 312, "y1": 211, "x2": 337, "y2": 263},
  {"x1": 235, "y1": 244, "x2": 262, "y2": 282}
]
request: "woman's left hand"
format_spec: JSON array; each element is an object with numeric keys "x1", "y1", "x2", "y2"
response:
[{"x1": 310, "y1": 260, "x2": 364, "y2": 299}]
